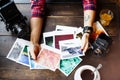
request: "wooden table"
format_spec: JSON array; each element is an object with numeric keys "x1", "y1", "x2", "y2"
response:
[{"x1": 0, "y1": 1, "x2": 120, "y2": 80}]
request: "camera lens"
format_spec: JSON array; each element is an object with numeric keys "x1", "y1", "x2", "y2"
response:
[
  {"x1": 94, "y1": 48, "x2": 102, "y2": 54},
  {"x1": 12, "y1": 24, "x2": 22, "y2": 34}
]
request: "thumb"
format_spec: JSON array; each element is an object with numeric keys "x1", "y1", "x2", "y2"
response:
[
  {"x1": 30, "y1": 49, "x2": 37, "y2": 60},
  {"x1": 34, "y1": 44, "x2": 40, "y2": 57}
]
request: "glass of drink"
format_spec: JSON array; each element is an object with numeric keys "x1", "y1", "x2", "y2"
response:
[{"x1": 99, "y1": 9, "x2": 114, "y2": 27}]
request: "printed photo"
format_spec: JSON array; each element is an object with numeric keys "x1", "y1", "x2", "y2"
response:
[
  {"x1": 54, "y1": 31, "x2": 75, "y2": 49},
  {"x1": 59, "y1": 39, "x2": 84, "y2": 59},
  {"x1": 36, "y1": 44, "x2": 61, "y2": 71},
  {"x1": 59, "y1": 57, "x2": 82, "y2": 76},
  {"x1": 6, "y1": 38, "x2": 25, "y2": 62},
  {"x1": 56, "y1": 25, "x2": 83, "y2": 39},
  {"x1": 17, "y1": 45, "x2": 29, "y2": 66},
  {"x1": 43, "y1": 31, "x2": 55, "y2": 47}
]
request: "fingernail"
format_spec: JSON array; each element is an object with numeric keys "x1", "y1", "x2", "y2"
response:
[
  {"x1": 33, "y1": 58, "x2": 37, "y2": 61},
  {"x1": 81, "y1": 49, "x2": 83, "y2": 51}
]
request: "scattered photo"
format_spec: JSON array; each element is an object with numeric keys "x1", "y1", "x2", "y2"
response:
[
  {"x1": 54, "y1": 31, "x2": 75, "y2": 49},
  {"x1": 43, "y1": 31, "x2": 55, "y2": 47},
  {"x1": 6, "y1": 38, "x2": 25, "y2": 62},
  {"x1": 59, "y1": 39, "x2": 84, "y2": 59},
  {"x1": 36, "y1": 44, "x2": 61, "y2": 71},
  {"x1": 56, "y1": 25, "x2": 83, "y2": 39},
  {"x1": 17, "y1": 45, "x2": 29, "y2": 66},
  {"x1": 6, "y1": 25, "x2": 85, "y2": 72},
  {"x1": 59, "y1": 57, "x2": 82, "y2": 76}
]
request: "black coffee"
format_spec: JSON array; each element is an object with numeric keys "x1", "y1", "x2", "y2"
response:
[{"x1": 81, "y1": 70, "x2": 94, "y2": 80}]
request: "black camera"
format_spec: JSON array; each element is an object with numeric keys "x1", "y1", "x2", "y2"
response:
[
  {"x1": 0, "y1": 0, "x2": 30, "y2": 40},
  {"x1": 91, "y1": 33, "x2": 112, "y2": 56}
]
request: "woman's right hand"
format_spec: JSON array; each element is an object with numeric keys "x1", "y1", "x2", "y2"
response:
[
  {"x1": 81, "y1": 33, "x2": 90, "y2": 53},
  {"x1": 30, "y1": 43, "x2": 40, "y2": 60}
]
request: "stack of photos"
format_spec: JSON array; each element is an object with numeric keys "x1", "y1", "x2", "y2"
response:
[
  {"x1": 7, "y1": 21, "x2": 108, "y2": 76},
  {"x1": 6, "y1": 25, "x2": 86, "y2": 76},
  {"x1": 6, "y1": 38, "x2": 61, "y2": 71},
  {"x1": 55, "y1": 25, "x2": 83, "y2": 39},
  {"x1": 42, "y1": 25, "x2": 84, "y2": 75},
  {"x1": 43, "y1": 31, "x2": 76, "y2": 49}
]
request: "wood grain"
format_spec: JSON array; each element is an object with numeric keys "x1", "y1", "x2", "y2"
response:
[{"x1": 0, "y1": 1, "x2": 120, "y2": 80}]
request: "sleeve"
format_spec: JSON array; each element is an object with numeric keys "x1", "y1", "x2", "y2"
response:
[
  {"x1": 83, "y1": 0, "x2": 96, "y2": 10},
  {"x1": 31, "y1": 0, "x2": 45, "y2": 18}
]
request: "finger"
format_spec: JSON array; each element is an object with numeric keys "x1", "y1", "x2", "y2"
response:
[
  {"x1": 81, "y1": 35, "x2": 87, "y2": 50},
  {"x1": 30, "y1": 45, "x2": 38, "y2": 60},
  {"x1": 83, "y1": 42, "x2": 89, "y2": 53},
  {"x1": 30, "y1": 50, "x2": 37, "y2": 60},
  {"x1": 34, "y1": 45, "x2": 40, "y2": 57}
]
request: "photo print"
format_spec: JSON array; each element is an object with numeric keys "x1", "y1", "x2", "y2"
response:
[
  {"x1": 59, "y1": 57, "x2": 82, "y2": 76},
  {"x1": 54, "y1": 31, "x2": 75, "y2": 49},
  {"x1": 59, "y1": 39, "x2": 84, "y2": 59},
  {"x1": 36, "y1": 44, "x2": 61, "y2": 71},
  {"x1": 17, "y1": 45, "x2": 30, "y2": 66},
  {"x1": 43, "y1": 31, "x2": 55, "y2": 47},
  {"x1": 6, "y1": 38, "x2": 25, "y2": 62}
]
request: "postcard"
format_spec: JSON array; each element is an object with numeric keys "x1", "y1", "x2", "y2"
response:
[
  {"x1": 6, "y1": 38, "x2": 26, "y2": 62},
  {"x1": 54, "y1": 31, "x2": 75, "y2": 49},
  {"x1": 43, "y1": 31, "x2": 55, "y2": 48},
  {"x1": 59, "y1": 39, "x2": 84, "y2": 59},
  {"x1": 59, "y1": 57, "x2": 82, "y2": 76},
  {"x1": 55, "y1": 25, "x2": 83, "y2": 39},
  {"x1": 36, "y1": 44, "x2": 61, "y2": 71},
  {"x1": 17, "y1": 45, "x2": 30, "y2": 66}
]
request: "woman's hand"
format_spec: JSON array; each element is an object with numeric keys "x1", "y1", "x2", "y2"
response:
[
  {"x1": 30, "y1": 43, "x2": 40, "y2": 60},
  {"x1": 81, "y1": 33, "x2": 90, "y2": 53}
]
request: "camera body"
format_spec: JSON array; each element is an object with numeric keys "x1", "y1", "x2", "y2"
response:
[
  {"x1": 0, "y1": 0, "x2": 30, "y2": 40},
  {"x1": 92, "y1": 33, "x2": 112, "y2": 56}
]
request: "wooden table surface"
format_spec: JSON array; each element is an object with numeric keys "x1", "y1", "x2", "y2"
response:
[{"x1": 0, "y1": 1, "x2": 120, "y2": 80}]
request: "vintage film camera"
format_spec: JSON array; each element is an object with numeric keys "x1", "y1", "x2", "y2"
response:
[
  {"x1": 91, "y1": 33, "x2": 112, "y2": 56},
  {"x1": 0, "y1": 0, "x2": 30, "y2": 40}
]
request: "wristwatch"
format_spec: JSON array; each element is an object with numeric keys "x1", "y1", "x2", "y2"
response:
[{"x1": 83, "y1": 26, "x2": 93, "y2": 34}]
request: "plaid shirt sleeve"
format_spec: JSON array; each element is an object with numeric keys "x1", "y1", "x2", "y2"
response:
[
  {"x1": 31, "y1": 0, "x2": 96, "y2": 18},
  {"x1": 83, "y1": 0, "x2": 96, "y2": 10},
  {"x1": 31, "y1": 0, "x2": 45, "y2": 18}
]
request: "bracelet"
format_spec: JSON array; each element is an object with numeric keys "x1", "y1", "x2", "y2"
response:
[{"x1": 83, "y1": 26, "x2": 93, "y2": 34}]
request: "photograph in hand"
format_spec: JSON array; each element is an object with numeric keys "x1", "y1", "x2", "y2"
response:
[{"x1": 36, "y1": 44, "x2": 61, "y2": 71}]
